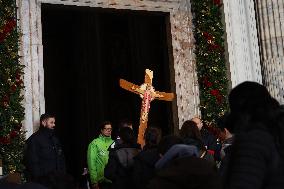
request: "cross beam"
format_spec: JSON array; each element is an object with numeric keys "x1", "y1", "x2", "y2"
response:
[{"x1": 119, "y1": 69, "x2": 174, "y2": 146}]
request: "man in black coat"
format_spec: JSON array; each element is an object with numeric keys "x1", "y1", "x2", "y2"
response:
[{"x1": 24, "y1": 113, "x2": 66, "y2": 182}]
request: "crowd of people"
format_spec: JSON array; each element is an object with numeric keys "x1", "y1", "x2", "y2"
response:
[{"x1": 2, "y1": 81, "x2": 284, "y2": 189}]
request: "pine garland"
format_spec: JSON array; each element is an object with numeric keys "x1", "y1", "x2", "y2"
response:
[
  {"x1": 191, "y1": 0, "x2": 229, "y2": 126},
  {"x1": 0, "y1": 0, "x2": 26, "y2": 175}
]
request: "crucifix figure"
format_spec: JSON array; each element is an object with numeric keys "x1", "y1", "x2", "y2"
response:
[{"x1": 119, "y1": 69, "x2": 174, "y2": 146}]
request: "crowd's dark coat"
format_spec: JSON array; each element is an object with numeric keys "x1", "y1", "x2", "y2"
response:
[
  {"x1": 183, "y1": 138, "x2": 215, "y2": 162},
  {"x1": 219, "y1": 137, "x2": 234, "y2": 178},
  {"x1": 24, "y1": 127, "x2": 66, "y2": 180},
  {"x1": 104, "y1": 143, "x2": 141, "y2": 189},
  {"x1": 224, "y1": 130, "x2": 284, "y2": 189},
  {"x1": 155, "y1": 144, "x2": 198, "y2": 169},
  {"x1": 224, "y1": 81, "x2": 284, "y2": 189},
  {"x1": 148, "y1": 156, "x2": 222, "y2": 189},
  {"x1": 200, "y1": 129, "x2": 217, "y2": 153},
  {"x1": 132, "y1": 148, "x2": 160, "y2": 189}
]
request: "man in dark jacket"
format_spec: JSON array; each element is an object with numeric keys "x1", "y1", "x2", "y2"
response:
[
  {"x1": 104, "y1": 127, "x2": 141, "y2": 189},
  {"x1": 24, "y1": 113, "x2": 66, "y2": 182},
  {"x1": 132, "y1": 127, "x2": 161, "y2": 189}
]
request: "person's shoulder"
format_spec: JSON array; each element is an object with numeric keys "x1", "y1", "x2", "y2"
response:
[
  {"x1": 26, "y1": 130, "x2": 41, "y2": 143},
  {"x1": 238, "y1": 129, "x2": 273, "y2": 142},
  {"x1": 235, "y1": 129, "x2": 275, "y2": 152},
  {"x1": 135, "y1": 148, "x2": 160, "y2": 164},
  {"x1": 89, "y1": 137, "x2": 99, "y2": 145},
  {"x1": 89, "y1": 136, "x2": 105, "y2": 144}
]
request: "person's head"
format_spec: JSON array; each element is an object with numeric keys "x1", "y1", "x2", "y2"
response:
[
  {"x1": 217, "y1": 113, "x2": 233, "y2": 140},
  {"x1": 158, "y1": 135, "x2": 183, "y2": 156},
  {"x1": 118, "y1": 127, "x2": 136, "y2": 145},
  {"x1": 144, "y1": 127, "x2": 162, "y2": 149},
  {"x1": 180, "y1": 120, "x2": 202, "y2": 141},
  {"x1": 227, "y1": 81, "x2": 279, "y2": 133},
  {"x1": 118, "y1": 119, "x2": 133, "y2": 130},
  {"x1": 100, "y1": 121, "x2": 112, "y2": 137},
  {"x1": 40, "y1": 113, "x2": 55, "y2": 129},
  {"x1": 229, "y1": 81, "x2": 276, "y2": 114},
  {"x1": 191, "y1": 117, "x2": 203, "y2": 130}
]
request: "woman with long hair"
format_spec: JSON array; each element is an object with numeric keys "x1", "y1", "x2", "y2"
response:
[{"x1": 180, "y1": 120, "x2": 214, "y2": 162}]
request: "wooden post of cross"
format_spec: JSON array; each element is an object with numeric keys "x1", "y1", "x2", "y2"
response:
[{"x1": 119, "y1": 69, "x2": 174, "y2": 146}]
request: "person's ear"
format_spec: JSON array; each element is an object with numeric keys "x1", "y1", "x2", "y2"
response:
[
  {"x1": 42, "y1": 120, "x2": 47, "y2": 127},
  {"x1": 224, "y1": 128, "x2": 229, "y2": 135}
]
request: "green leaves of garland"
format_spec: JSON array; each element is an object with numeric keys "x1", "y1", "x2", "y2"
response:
[
  {"x1": 191, "y1": 0, "x2": 228, "y2": 126},
  {"x1": 0, "y1": 0, "x2": 26, "y2": 175}
]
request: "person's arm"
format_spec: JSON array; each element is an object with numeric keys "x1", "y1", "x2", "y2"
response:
[
  {"x1": 132, "y1": 157, "x2": 145, "y2": 189},
  {"x1": 104, "y1": 150, "x2": 118, "y2": 181},
  {"x1": 87, "y1": 142, "x2": 99, "y2": 185},
  {"x1": 25, "y1": 138, "x2": 41, "y2": 178},
  {"x1": 226, "y1": 131, "x2": 272, "y2": 189},
  {"x1": 206, "y1": 132, "x2": 217, "y2": 154}
]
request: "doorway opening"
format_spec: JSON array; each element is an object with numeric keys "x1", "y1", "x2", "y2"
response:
[{"x1": 42, "y1": 3, "x2": 174, "y2": 179}]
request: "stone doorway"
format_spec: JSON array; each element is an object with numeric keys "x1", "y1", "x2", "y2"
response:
[
  {"x1": 41, "y1": 3, "x2": 175, "y2": 178},
  {"x1": 18, "y1": 0, "x2": 199, "y2": 138}
]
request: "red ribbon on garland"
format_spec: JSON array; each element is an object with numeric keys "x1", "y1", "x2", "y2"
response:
[{"x1": 0, "y1": 19, "x2": 16, "y2": 43}]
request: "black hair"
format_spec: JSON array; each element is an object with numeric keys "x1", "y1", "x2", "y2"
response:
[
  {"x1": 40, "y1": 113, "x2": 55, "y2": 127},
  {"x1": 180, "y1": 120, "x2": 207, "y2": 152},
  {"x1": 217, "y1": 113, "x2": 234, "y2": 134},
  {"x1": 227, "y1": 81, "x2": 284, "y2": 157},
  {"x1": 144, "y1": 127, "x2": 162, "y2": 149},
  {"x1": 99, "y1": 121, "x2": 112, "y2": 131},
  {"x1": 158, "y1": 135, "x2": 183, "y2": 155},
  {"x1": 118, "y1": 127, "x2": 136, "y2": 145},
  {"x1": 180, "y1": 120, "x2": 202, "y2": 140},
  {"x1": 118, "y1": 119, "x2": 132, "y2": 129},
  {"x1": 227, "y1": 81, "x2": 279, "y2": 133}
]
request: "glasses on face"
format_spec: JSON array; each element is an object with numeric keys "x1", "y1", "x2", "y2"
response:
[{"x1": 104, "y1": 128, "x2": 112, "y2": 131}]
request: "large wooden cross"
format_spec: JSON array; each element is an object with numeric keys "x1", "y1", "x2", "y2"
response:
[{"x1": 119, "y1": 69, "x2": 174, "y2": 146}]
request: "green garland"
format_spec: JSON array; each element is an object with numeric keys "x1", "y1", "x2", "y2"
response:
[
  {"x1": 0, "y1": 0, "x2": 26, "y2": 175},
  {"x1": 191, "y1": 0, "x2": 228, "y2": 125}
]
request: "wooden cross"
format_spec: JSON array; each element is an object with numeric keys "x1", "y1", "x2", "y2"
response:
[{"x1": 119, "y1": 69, "x2": 174, "y2": 146}]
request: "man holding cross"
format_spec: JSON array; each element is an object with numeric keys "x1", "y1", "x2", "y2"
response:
[{"x1": 119, "y1": 69, "x2": 174, "y2": 146}]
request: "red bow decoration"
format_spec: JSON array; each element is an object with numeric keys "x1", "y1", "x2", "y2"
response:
[
  {"x1": 213, "y1": 0, "x2": 221, "y2": 6},
  {"x1": 0, "y1": 19, "x2": 17, "y2": 43}
]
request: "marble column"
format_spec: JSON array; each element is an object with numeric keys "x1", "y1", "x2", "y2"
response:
[
  {"x1": 223, "y1": 0, "x2": 262, "y2": 87},
  {"x1": 255, "y1": 0, "x2": 284, "y2": 104}
]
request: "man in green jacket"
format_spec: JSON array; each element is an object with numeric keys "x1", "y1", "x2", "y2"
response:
[{"x1": 87, "y1": 121, "x2": 114, "y2": 189}]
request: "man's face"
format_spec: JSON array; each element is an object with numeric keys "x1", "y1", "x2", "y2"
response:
[
  {"x1": 42, "y1": 117, "x2": 56, "y2": 129},
  {"x1": 101, "y1": 124, "x2": 112, "y2": 137},
  {"x1": 192, "y1": 117, "x2": 203, "y2": 130}
]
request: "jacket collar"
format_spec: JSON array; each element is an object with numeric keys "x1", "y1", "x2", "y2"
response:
[{"x1": 39, "y1": 127, "x2": 54, "y2": 137}]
